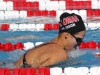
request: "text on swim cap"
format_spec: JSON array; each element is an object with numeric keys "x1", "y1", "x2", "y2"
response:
[
  {"x1": 62, "y1": 15, "x2": 79, "y2": 25},
  {"x1": 62, "y1": 23, "x2": 76, "y2": 30}
]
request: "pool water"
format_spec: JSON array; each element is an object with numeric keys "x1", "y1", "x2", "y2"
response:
[{"x1": 0, "y1": 29, "x2": 100, "y2": 69}]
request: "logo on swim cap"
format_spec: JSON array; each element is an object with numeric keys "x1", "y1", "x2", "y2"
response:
[{"x1": 62, "y1": 15, "x2": 79, "y2": 26}]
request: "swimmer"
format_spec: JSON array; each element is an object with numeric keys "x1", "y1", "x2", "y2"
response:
[{"x1": 12, "y1": 12, "x2": 86, "y2": 68}]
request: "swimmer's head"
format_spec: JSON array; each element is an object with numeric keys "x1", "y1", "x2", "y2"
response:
[{"x1": 58, "y1": 12, "x2": 86, "y2": 50}]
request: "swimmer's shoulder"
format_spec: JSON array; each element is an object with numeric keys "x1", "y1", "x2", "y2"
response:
[{"x1": 46, "y1": 43, "x2": 68, "y2": 59}]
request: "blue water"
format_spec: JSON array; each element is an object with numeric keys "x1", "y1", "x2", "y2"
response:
[{"x1": 0, "y1": 29, "x2": 100, "y2": 69}]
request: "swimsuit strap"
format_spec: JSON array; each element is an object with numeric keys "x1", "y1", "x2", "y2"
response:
[
  {"x1": 23, "y1": 52, "x2": 27, "y2": 65},
  {"x1": 21, "y1": 52, "x2": 31, "y2": 68}
]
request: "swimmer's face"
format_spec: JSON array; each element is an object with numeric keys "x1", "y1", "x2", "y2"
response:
[{"x1": 64, "y1": 30, "x2": 86, "y2": 50}]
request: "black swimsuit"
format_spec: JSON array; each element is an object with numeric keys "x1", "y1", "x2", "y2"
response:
[
  {"x1": 21, "y1": 41, "x2": 58, "y2": 68},
  {"x1": 21, "y1": 52, "x2": 31, "y2": 68}
]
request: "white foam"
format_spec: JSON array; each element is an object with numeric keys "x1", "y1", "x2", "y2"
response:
[
  {"x1": 68, "y1": 49, "x2": 86, "y2": 58},
  {"x1": 0, "y1": 62, "x2": 17, "y2": 69}
]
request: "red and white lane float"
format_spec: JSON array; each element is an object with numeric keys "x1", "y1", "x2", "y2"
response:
[
  {"x1": 0, "y1": 67, "x2": 100, "y2": 75},
  {"x1": 1, "y1": 10, "x2": 100, "y2": 22},
  {"x1": 0, "y1": 23, "x2": 59, "y2": 31},
  {"x1": 0, "y1": 41, "x2": 100, "y2": 52},
  {"x1": 1, "y1": 0, "x2": 100, "y2": 21},
  {"x1": 79, "y1": 41, "x2": 97, "y2": 50},
  {"x1": 0, "y1": 42, "x2": 44, "y2": 52},
  {"x1": 90, "y1": 67, "x2": 100, "y2": 75},
  {"x1": 0, "y1": 22, "x2": 100, "y2": 31},
  {"x1": 86, "y1": 41, "x2": 97, "y2": 50},
  {"x1": 93, "y1": 52, "x2": 100, "y2": 58},
  {"x1": 0, "y1": 68, "x2": 10, "y2": 75}
]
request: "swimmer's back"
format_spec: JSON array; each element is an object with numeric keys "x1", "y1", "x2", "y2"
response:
[{"x1": 14, "y1": 41, "x2": 68, "y2": 68}]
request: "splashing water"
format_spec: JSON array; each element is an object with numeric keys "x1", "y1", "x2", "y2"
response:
[
  {"x1": 0, "y1": 16, "x2": 58, "y2": 24},
  {"x1": 0, "y1": 50, "x2": 25, "y2": 69},
  {"x1": 0, "y1": 62, "x2": 17, "y2": 69},
  {"x1": 68, "y1": 49, "x2": 86, "y2": 58},
  {"x1": 0, "y1": 34, "x2": 37, "y2": 41}
]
